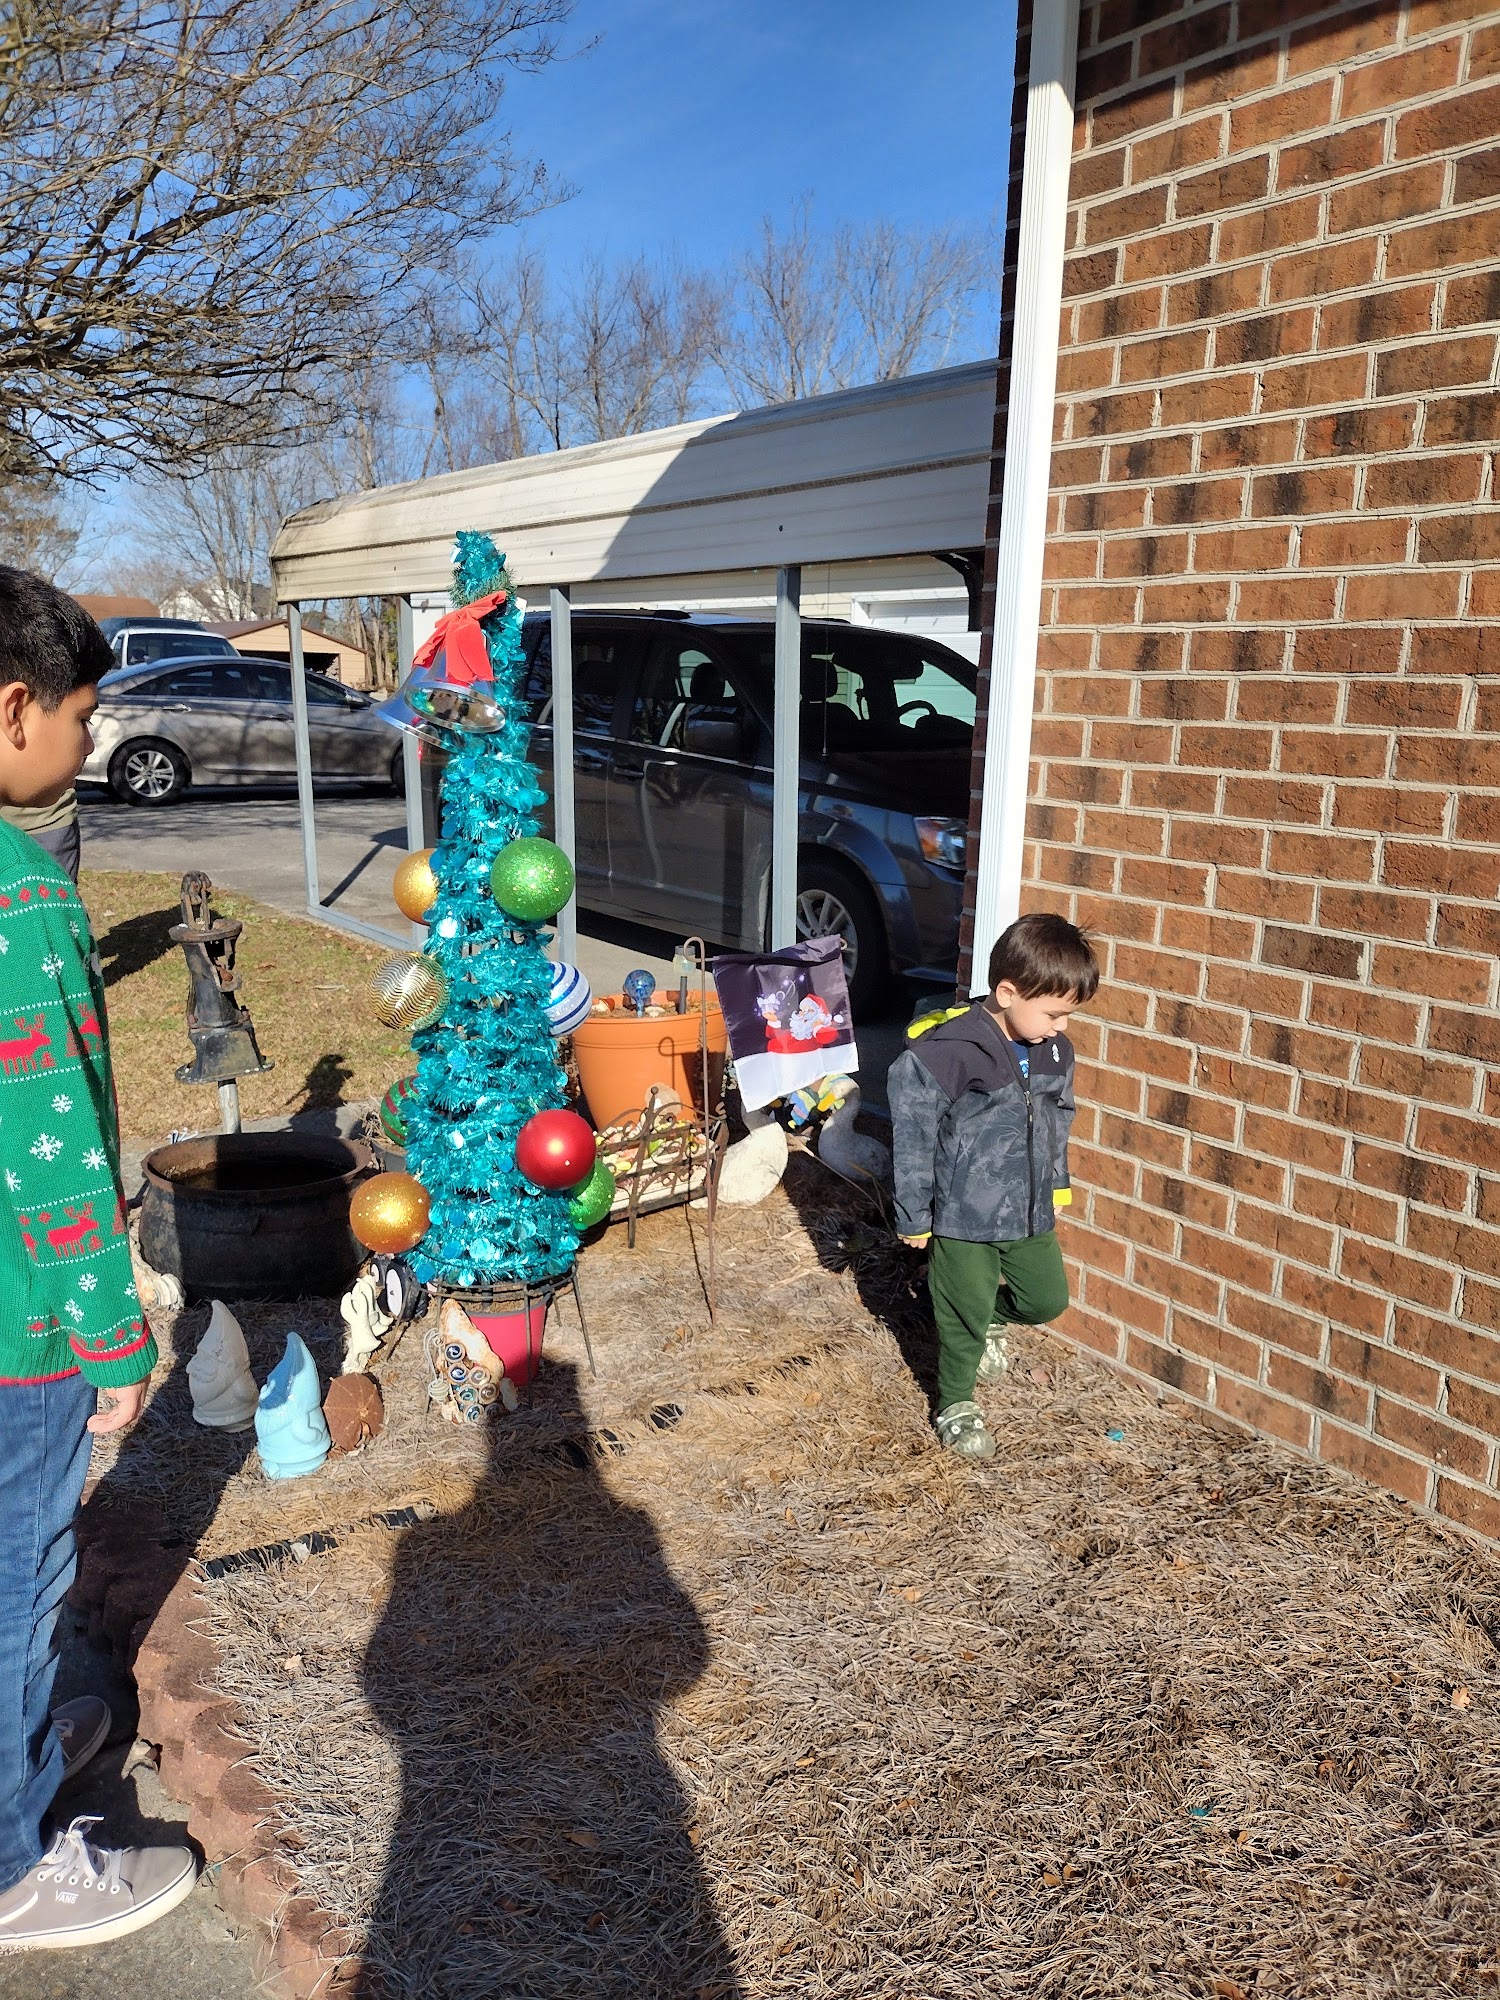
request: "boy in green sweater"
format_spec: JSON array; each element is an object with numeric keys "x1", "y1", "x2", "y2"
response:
[{"x1": 0, "y1": 568, "x2": 196, "y2": 1948}]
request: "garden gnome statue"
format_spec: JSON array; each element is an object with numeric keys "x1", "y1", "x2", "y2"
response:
[
  {"x1": 340, "y1": 1270, "x2": 392, "y2": 1375},
  {"x1": 256, "y1": 1331, "x2": 331, "y2": 1479},
  {"x1": 187, "y1": 1300, "x2": 258, "y2": 1431}
]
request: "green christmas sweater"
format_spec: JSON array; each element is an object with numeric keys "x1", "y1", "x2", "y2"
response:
[{"x1": 0, "y1": 821, "x2": 157, "y2": 1387}]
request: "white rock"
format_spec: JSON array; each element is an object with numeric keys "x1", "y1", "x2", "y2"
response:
[{"x1": 187, "y1": 1300, "x2": 258, "y2": 1431}]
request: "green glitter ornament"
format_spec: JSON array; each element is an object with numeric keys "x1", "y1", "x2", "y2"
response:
[
  {"x1": 566, "y1": 1158, "x2": 617, "y2": 1232},
  {"x1": 489, "y1": 836, "x2": 575, "y2": 923}
]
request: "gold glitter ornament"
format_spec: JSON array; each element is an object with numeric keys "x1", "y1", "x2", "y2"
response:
[
  {"x1": 392, "y1": 847, "x2": 439, "y2": 923},
  {"x1": 350, "y1": 1171, "x2": 431, "y2": 1254},
  {"x1": 369, "y1": 952, "x2": 449, "y2": 1033}
]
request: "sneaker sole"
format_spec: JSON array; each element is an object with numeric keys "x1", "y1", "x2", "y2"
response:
[{"x1": 0, "y1": 1862, "x2": 198, "y2": 1952}]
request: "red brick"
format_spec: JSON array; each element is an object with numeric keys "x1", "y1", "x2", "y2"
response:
[
  {"x1": 1130, "y1": 115, "x2": 1227, "y2": 185},
  {"x1": 1321, "y1": 283, "x2": 1438, "y2": 352},
  {"x1": 1333, "y1": 785, "x2": 1446, "y2": 836},
  {"x1": 1123, "y1": 224, "x2": 1215, "y2": 284},
  {"x1": 1139, "y1": 5, "x2": 1233, "y2": 77},
  {"x1": 1141, "y1": 580, "x2": 1235, "y2": 623},
  {"x1": 1250, "y1": 1020, "x2": 1355, "y2": 1080},
  {"x1": 1176, "y1": 154, "x2": 1272, "y2": 219},
  {"x1": 1277, "y1": 121, "x2": 1385, "y2": 192},
  {"x1": 1198, "y1": 419, "x2": 1301, "y2": 470},
  {"x1": 1320, "y1": 886, "x2": 1431, "y2": 941},
  {"x1": 1435, "y1": 1478, "x2": 1500, "y2": 1542},
  {"x1": 1125, "y1": 1332, "x2": 1213, "y2": 1403},
  {"x1": 1342, "y1": 1237, "x2": 1456, "y2": 1313},
  {"x1": 1238, "y1": 576, "x2": 1339, "y2": 621},
  {"x1": 1286, "y1": 2, "x2": 1398, "y2": 75},
  {"x1": 1056, "y1": 347, "x2": 1117, "y2": 397},
  {"x1": 1215, "y1": 870, "x2": 1317, "y2": 923},
  {"x1": 1156, "y1": 998, "x2": 1249, "y2": 1054},
  {"x1": 1444, "y1": 269, "x2": 1500, "y2": 331},
  {"x1": 1140, "y1": 1168, "x2": 1230, "y2": 1230},
  {"x1": 1321, "y1": 1424, "x2": 1432, "y2": 1507},
  {"x1": 1278, "y1": 732, "x2": 1391, "y2": 780},
  {"x1": 1397, "y1": 78, "x2": 1500, "y2": 160},
  {"x1": 1170, "y1": 818, "x2": 1266, "y2": 866},
  {"x1": 1290, "y1": 1173, "x2": 1398, "y2": 1239},
  {"x1": 1146, "y1": 1083, "x2": 1239, "y2": 1140},
  {"x1": 1413, "y1": 1105, "x2": 1492, "y2": 1168},
  {"x1": 1348, "y1": 682, "x2": 1465, "y2": 736},
  {"x1": 1076, "y1": 287, "x2": 1166, "y2": 345},
  {"x1": 1428, "y1": 1009, "x2": 1500, "y2": 1064},
  {"x1": 1424, "y1": 392, "x2": 1500, "y2": 447},
  {"x1": 1090, "y1": 74, "x2": 1179, "y2": 148},
  {"x1": 1385, "y1": 841, "x2": 1500, "y2": 900},
  {"x1": 1419, "y1": 510, "x2": 1500, "y2": 565},
  {"x1": 1235, "y1": 1198, "x2": 1335, "y2": 1273},
  {"x1": 1408, "y1": 1210, "x2": 1500, "y2": 1283},
  {"x1": 1267, "y1": 1350, "x2": 1371, "y2": 1426},
  {"x1": 1118, "y1": 856, "x2": 1213, "y2": 906},
  {"x1": 1328, "y1": 1331, "x2": 1441, "y2": 1409},
  {"x1": 1397, "y1": 733, "x2": 1500, "y2": 788},
  {"x1": 1351, "y1": 1141, "x2": 1469, "y2": 1213},
  {"x1": 1308, "y1": 982, "x2": 1423, "y2": 1045},
  {"x1": 1300, "y1": 517, "x2": 1411, "y2": 569},
  {"x1": 1138, "y1": 677, "x2": 1233, "y2": 723},
  {"x1": 1052, "y1": 584, "x2": 1140, "y2": 626},
  {"x1": 1058, "y1": 1300, "x2": 1127, "y2": 1361},
  {"x1": 1161, "y1": 373, "x2": 1260, "y2": 430},
  {"x1": 1098, "y1": 1109, "x2": 1189, "y2": 1171},
  {"x1": 1192, "y1": 1139, "x2": 1285, "y2": 1202},
  {"x1": 1436, "y1": 901, "x2": 1500, "y2": 957},
  {"x1": 1214, "y1": 1375, "x2": 1313, "y2": 1450},
  {"x1": 1343, "y1": 36, "x2": 1464, "y2": 118},
  {"x1": 1227, "y1": 79, "x2": 1334, "y2": 153},
  {"x1": 1065, "y1": 1219, "x2": 1133, "y2": 1277},
  {"x1": 1388, "y1": 214, "x2": 1500, "y2": 282},
  {"x1": 1248, "y1": 464, "x2": 1356, "y2": 519},
  {"x1": 1218, "y1": 195, "x2": 1321, "y2": 263},
  {"x1": 1221, "y1": 775, "x2": 1325, "y2": 824},
  {"x1": 1156, "y1": 907, "x2": 1259, "y2": 960},
  {"x1": 1064, "y1": 487, "x2": 1151, "y2": 535},
  {"x1": 1445, "y1": 1374, "x2": 1500, "y2": 1439},
  {"x1": 1182, "y1": 39, "x2": 1280, "y2": 113},
  {"x1": 1358, "y1": 1045, "x2": 1476, "y2": 1108},
  {"x1": 1267, "y1": 829, "x2": 1376, "y2": 881},
  {"x1": 1394, "y1": 1306, "x2": 1500, "y2": 1382},
  {"x1": 1085, "y1": 184, "x2": 1172, "y2": 248},
  {"x1": 1166, "y1": 264, "x2": 1266, "y2": 327},
  {"x1": 1137, "y1": 1246, "x2": 1224, "y2": 1316},
  {"x1": 1341, "y1": 573, "x2": 1462, "y2": 623},
  {"x1": 1226, "y1": 1286, "x2": 1326, "y2": 1359},
  {"x1": 1086, "y1": 1272, "x2": 1170, "y2": 1339},
  {"x1": 1191, "y1": 1052, "x2": 1296, "y2": 1112},
  {"x1": 1303, "y1": 403, "x2": 1418, "y2": 458},
  {"x1": 1064, "y1": 248, "x2": 1123, "y2": 300},
  {"x1": 1193, "y1": 524, "x2": 1293, "y2": 571},
  {"x1": 1296, "y1": 1078, "x2": 1408, "y2": 1144},
  {"x1": 1169, "y1": 1309, "x2": 1261, "y2": 1378},
  {"x1": 1102, "y1": 532, "x2": 1191, "y2": 578},
  {"x1": 1281, "y1": 1264, "x2": 1387, "y2": 1339},
  {"x1": 1269, "y1": 239, "x2": 1380, "y2": 306},
  {"x1": 1177, "y1": 723, "x2": 1275, "y2": 770},
  {"x1": 1377, "y1": 1399, "x2": 1490, "y2": 1480},
  {"x1": 1259, "y1": 923, "x2": 1360, "y2": 979}
]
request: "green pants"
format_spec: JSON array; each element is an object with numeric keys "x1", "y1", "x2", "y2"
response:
[{"x1": 928, "y1": 1231, "x2": 1070, "y2": 1412}]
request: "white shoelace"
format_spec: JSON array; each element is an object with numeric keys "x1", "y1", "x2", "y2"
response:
[{"x1": 38, "y1": 1818, "x2": 123, "y2": 1895}]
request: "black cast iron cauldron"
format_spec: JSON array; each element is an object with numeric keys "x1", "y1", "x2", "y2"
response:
[{"x1": 139, "y1": 1133, "x2": 378, "y2": 1300}]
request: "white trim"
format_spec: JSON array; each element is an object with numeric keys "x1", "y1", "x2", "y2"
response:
[{"x1": 969, "y1": 0, "x2": 1081, "y2": 992}]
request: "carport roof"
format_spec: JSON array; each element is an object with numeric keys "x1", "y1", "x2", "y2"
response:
[{"x1": 269, "y1": 360, "x2": 998, "y2": 603}]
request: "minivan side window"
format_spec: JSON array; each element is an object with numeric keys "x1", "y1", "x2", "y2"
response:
[
  {"x1": 526, "y1": 629, "x2": 633, "y2": 735},
  {"x1": 123, "y1": 632, "x2": 235, "y2": 666},
  {"x1": 631, "y1": 641, "x2": 754, "y2": 752}
]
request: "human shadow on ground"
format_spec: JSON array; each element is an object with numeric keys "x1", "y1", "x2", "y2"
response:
[
  {"x1": 93, "y1": 905, "x2": 178, "y2": 987},
  {"x1": 356, "y1": 1360, "x2": 740, "y2": 2000},
  {"x1": 286, "y1": 1051, "x2": 354, "y2": 1128}
]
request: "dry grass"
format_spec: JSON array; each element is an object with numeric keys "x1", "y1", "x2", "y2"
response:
[
  {"x1": 79, "y1": 869, "x2": 408, "y2": 1138},
  {"x1": 95, "y1": 1167, "x2": 1500, "y2": 1999}
]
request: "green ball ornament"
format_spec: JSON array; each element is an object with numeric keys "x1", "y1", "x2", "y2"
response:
[
  {"x1": 566, "y1": 1158, "x2": 617, "y2": 1232},
  {"x1": 489, "y1": 837, "x2": 575, "y2": 923},
  {"x1": 379, "y1": 1075, "x2": 419, "y2": 1146}
]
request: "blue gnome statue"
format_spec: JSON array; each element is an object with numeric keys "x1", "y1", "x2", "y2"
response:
[{"x1": 255, "y1": 1331, "x2": 332, "y2": 1480}]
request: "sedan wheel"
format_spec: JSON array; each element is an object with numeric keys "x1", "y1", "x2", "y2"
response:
[{"x1": 108, "y1": 740, "x2": 188, "y2": 806}]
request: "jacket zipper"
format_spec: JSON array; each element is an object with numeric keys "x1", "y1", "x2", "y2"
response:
[{"x1": 1023, "y1": 1064, "x2": 1035, "y2": 1238}]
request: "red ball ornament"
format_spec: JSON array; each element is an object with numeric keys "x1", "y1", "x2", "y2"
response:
[{"x1": 514, "y1": 1109, "x2": 597, "y2": 1191}]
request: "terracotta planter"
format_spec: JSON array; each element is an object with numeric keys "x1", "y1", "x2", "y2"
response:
[{"x1": 570, "y1": 991, "x2": 727, "y2": 1130}]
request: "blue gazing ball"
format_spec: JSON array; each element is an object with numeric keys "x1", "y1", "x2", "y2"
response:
[{"x1": 622, "y1": 968, "x2": 656, "y2": 1015}]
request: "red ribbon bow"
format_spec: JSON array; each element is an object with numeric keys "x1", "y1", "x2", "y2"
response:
[{"x1": 411, "y1": 590, "x2": 508, "y2": 686}]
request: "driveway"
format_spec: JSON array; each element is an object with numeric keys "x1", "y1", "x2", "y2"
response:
[{"x1": 78, "y1": 788, "x2": 950, "y2": 1108}]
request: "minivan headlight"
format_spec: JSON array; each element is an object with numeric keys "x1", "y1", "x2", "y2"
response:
[{"x1": 915, "y1": 816, "x2": 967, "y2": 869}]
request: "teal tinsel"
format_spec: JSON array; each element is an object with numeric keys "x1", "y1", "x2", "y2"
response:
[{"x1": 402, "y1": 531, "x2": 579, "y2": 1287}]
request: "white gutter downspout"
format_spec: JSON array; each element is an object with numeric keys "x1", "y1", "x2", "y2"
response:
[{"x1": 969, "y1": 0, "x2": 1081, "y2": 992}]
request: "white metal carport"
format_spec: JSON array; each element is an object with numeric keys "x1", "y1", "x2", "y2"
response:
[{"x1": 268, "y1": 347, "x2": 1063, "y2": 986}]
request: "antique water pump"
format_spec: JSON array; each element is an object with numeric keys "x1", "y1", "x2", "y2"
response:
[{"x1": 169, "y1": 872, "x2": 273, "y2": 1131}]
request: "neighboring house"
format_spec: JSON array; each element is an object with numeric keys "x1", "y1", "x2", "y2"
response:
[
  {"x1": 964, "y1": 0, "x2": 1500, "y2": 1540},
  {"x1": 208, "y1": 616, "x2": 372, "y2": 688},
  {"x1": 75, "y1": 594, "x2": 160, "y2": 622}
]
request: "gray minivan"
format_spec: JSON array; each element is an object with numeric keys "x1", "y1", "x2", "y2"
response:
[{"x1": 420, "y1": 612, "x2": 975, "y2": 1009}]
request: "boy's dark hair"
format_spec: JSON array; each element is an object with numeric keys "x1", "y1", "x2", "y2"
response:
[
  {"x1": 988, "y1": 912, "x2": 1099, "y2": 1003},
  {"x1": 0, "y1": 566, "x2": 113, "y2": 709}
]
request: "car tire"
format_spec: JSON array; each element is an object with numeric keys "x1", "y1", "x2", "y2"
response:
[
  {"x1": 108, "y1": 739, "x2": 189, "y2": 806},
  {"x1": 796, "y1": 855, "x2": 889, "y2": 1016},
  {"x1": 389, "y1": 748, "x2": 407, "y2": 798}
]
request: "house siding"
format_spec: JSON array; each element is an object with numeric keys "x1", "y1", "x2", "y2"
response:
[{"x1": 968, "y1": 0, "x2": 1500, "y2": 1539}]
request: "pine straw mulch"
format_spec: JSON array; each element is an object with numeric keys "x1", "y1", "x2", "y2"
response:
[{"x1": 91, "y1": 1162, "x2": 1500, "y2": 2000}]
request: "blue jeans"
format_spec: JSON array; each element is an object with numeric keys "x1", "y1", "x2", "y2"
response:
[{"x1": 0, "y1": 1372, "x2": 95, "y2": 1894}]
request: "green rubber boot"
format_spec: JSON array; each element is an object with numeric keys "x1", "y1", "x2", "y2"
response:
[{"x1": 934, "y1": 1400, "x2": 996, "y2": 1460}]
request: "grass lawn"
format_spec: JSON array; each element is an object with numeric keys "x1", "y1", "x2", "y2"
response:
[{"x1": 81, "y1": 869, "x2": 410, "y2": 1140}]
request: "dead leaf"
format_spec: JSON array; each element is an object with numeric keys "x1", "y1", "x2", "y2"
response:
[
  {"x1": 1318, "y1": 1758, "x2": 1335, "y2": 1778},
  {"x1": 1212, "y1": 1981, "x2": 1248, "y2": 2000},
  {"x1": 1029, "y1": 1366, "x2": 1053, "y2": 1389},
  {"x1": 803, "y1": 1389, "x2": 823, "y2": 1406},
  {"x1": 1453, "y1": 1685, "x2": 1472, "y2": 1709},
  {"x1": 281, "y1": 1655, "x2": 303, "y2": 1677},
  {"x1": 898, "y1": 1586, "x2": 923, "y2": 1603},
  {"x1": 784, "y1": 1508, "x2": 797, "y2": 1525},
  {"x1": 458, "y1": 1923, "x2": 474, "y2": 1937},
  {"x1": 794, "y1": 1754, "x2": 816, "y2": 1768},
  {"x1": 893, "y1": 1798, "x2": 914, "y2": 1811},
  {"x1": 565, "y1": 1829, "x2": 600, "y2": 1849},
  {"x1": 1041, "y1": 1869, "x2": 1062, "y2": 1888},
  {"x1": 960, "y1": 1648, "x2": 978, "y2": 1661},
  {"x1": 686, "y1": 1825, "x2": 702, "y2": 1848},
  {"x1": 586, "y1": 1913, "x2": 605, "y2": 1931}
]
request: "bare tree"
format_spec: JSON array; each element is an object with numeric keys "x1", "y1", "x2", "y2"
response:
[
  {"x1": 0, "y1": 479, "x2": 80, "y2": 579},
  {"x1": 716, "y1": 200, "x2": 998, "y2": 407},
  {"x1": 0, "y1": 0, "x2": 571, "y2": 481}
]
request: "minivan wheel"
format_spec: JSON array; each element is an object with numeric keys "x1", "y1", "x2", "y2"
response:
[
  {"x1": 108, "y1": 739, "x2": 189, "y2": 806},
  {"x1": 796, "y1": 857, "x2": 888, "y2": 1015}
]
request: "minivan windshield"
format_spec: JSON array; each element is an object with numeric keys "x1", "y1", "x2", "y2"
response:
[{"x1": 728, "y1": 625, "x2": 976, "y2": 758}]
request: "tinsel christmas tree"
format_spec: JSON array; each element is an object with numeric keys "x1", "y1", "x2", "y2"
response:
[{"x1": 401, "y1": 533, "x2": 578, "y2": 1287}]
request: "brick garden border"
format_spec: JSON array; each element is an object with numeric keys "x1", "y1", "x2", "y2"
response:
[{"x1": 71, "y1": 1498, "x2": 359, "y2": 2000}]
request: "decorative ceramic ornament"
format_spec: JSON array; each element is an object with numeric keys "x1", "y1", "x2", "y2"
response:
[
  {"x1": 545, "y1": 961, "x2": 593, "y2": 1038},
  {"x1": 256, "y1": 1332, "x2": 331, "y2": 1480},
  {"x1": 514, "y1": 1109, "x2": 596, "y2": 1191},
  {"x1": 622, "y1": 967, "x2": 656, "y2": 1015},
  {"x1": 187, "y1": 1299, "x2": 258, "y2": 1430},
  {"x1": 369, "y1": 1253, "x2": 427, "y2": 1325},
  {"x1": 323, "y1": 1373, "x2": 384, "y2": 1454},
  {"x1": 350, "y1": 1172, "x2": 430, "y2": 1255},
  {"x1": 432, "y1": 1297, "x2": 518, "y2": 1425},
  {"x1": 489, "y1": 837, "x2": 575, "y2": 922},
  {"x1": 339, "y1": 1270, "x2": 393, "y2": 1374},
  {"x1": 379, "y1": 1075, "x2": 419, "y2": 1146},
  {"x1": 392, "y1": 848, "x2": 439, "y2": 924},
  {"x1": 369, "y1": 953, "x2": 449, "y2": 1033},
  {"x1": 566, "y1": 1158, "x2": 617, "y2": 1231}
]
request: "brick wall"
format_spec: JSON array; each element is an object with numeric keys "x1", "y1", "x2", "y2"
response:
[{"x1": 981, "y1": 0, "x2": 1500, "y2": 1537}]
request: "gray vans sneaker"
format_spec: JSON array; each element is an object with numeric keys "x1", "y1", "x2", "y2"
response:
[
  {"x1": 53, "y1": 1697, "x2": 112, "y2": 1785},
  {"x1": 934, "y1": 1400, "x2": 997, "y2": 1460},
  {"x1": 0, "y1": 1817, "x2": 197, "y2": 1951},
  {"x1": 975, "y1": 1325, "x2": 1010, "y2": 1385}
]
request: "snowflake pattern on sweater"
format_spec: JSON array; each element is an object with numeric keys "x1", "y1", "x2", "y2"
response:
[{"x1": 0, "y1": 823, "x2": 157, "y2": 1386}]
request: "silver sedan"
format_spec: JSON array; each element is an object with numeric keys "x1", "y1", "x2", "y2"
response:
[{"x1": 84, "y1": 654, "x2": 403, "y2": 805}]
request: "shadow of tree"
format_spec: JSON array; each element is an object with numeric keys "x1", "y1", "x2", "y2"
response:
[
  {"x1": 95, "y1": 906, "x2": 178, "y2": 988},
  {"x1": 356, "y1": 1361, "x2": 741, "y2": 2000}
]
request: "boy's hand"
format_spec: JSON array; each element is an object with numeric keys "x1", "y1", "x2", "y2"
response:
[
  {"x1": 900, "y1": 1232, "x2": 931, "y2": 1250},
  {"x1": 88, "y1": 1381, "x2": 147, "y2": 1435}
]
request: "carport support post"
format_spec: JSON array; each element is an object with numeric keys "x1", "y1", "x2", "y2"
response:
[
  {"x1": 397, "y1": 596, "x2": 425, "y2": 941},
  {"x1": 549, "y1": 586, "x2": 577, "y2": 962},
  {"x1": 287, "y1": 602, "x2": 320, "y2": 914},
  {"x1": 771, "y1": 565, "x2": 801, "y2": 949}
]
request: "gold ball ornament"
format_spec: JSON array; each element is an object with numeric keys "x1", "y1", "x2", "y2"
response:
[
  {"x1": 350, "y1": 1172, "x2": 431, "y2": 1255},
  {"x1": 369, "y1": 952, "x2": 449, "y2": 1033},
  {"x1": 392, "y1": 847, "x2": 439, "y2": 923}
]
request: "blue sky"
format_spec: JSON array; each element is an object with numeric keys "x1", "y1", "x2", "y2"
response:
[{"x1": 498, "y1": 0, "x2": 1016, "y2": 266}]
